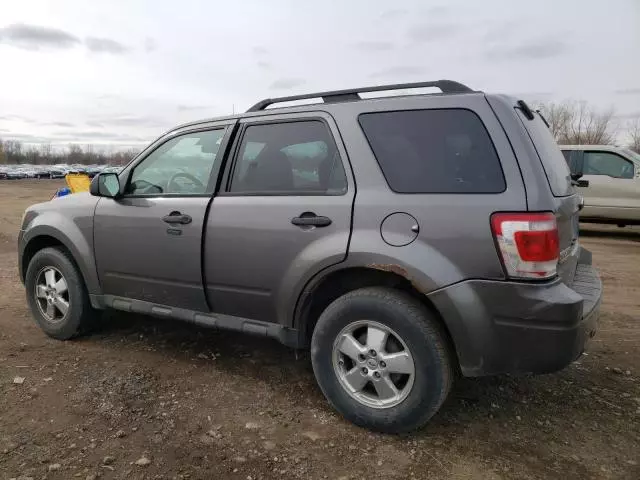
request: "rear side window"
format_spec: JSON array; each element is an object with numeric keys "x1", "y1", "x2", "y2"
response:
[
  {"x1": 358, "y1": 109, "x2": 505, "y2": 193},
  {"x1": 516, "y1": 110, "x2": 572, "y2": 196}
]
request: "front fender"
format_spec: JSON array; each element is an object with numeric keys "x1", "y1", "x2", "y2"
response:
[{"x1": 20, "y1": 212, "x2": 100, "y2": 295}]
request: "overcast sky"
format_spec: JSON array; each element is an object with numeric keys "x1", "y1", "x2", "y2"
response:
[{"x1": 1, "y1": 0, "x2": 638, "y2": 149}]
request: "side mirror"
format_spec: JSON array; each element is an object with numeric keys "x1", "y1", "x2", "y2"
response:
[{"x1": 90, "y1": 172, "x2": 121, "y2": 198}]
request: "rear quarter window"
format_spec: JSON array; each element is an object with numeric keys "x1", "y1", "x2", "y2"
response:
[{"x1": 358, "y1": 109, "x2": 506, "y2": 194}]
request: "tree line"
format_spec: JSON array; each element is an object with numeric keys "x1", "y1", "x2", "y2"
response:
[
  {"x1": 536, "y1": 101, "x2": 639, "y2": 152},
  {"x1": 1, "y1": 100, "x2": 639, "y2": 166},
  {"x1": 0, "y1": 140, "x2": 139, "y2": 166}
]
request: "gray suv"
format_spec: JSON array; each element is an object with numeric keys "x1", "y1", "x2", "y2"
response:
[{"x1": 18, "y1": 80, "x2": 602, "y2": 433}]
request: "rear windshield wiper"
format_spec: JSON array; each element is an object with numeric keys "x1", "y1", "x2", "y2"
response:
[
  {"x1": 516, "y1": 100, "x2": 535, "y2": 120},
  {"x1": 536, "y1": 110, "x2": 550, "y2": 128}
]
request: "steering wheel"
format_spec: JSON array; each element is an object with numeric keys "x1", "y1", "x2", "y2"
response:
[
  {"x1": 129, "y1": 178, "x2": 163, "y2": 194},
  {"x1": 167, "y1": 172, "x2": 205, "y2": 193}
]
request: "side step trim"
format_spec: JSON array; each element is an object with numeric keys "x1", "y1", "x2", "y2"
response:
[{"x1": 92, "y1": 295, "x2": 300, "y2": 348}]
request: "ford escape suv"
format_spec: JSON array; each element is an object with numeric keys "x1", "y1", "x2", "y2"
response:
[{"x1": 18, "y1": 80, "x2": 601, "y2": 433}]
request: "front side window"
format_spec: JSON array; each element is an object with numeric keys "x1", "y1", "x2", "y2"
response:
[
  {"x1": 127, "y1": 129, "x2": 225, "y2": 195},
  {"x1": 583, "y1": 151, "x2": 634, "y2": 179},
  {"x1": 359, "y1": 109, "x2": 506, "y2": 194},
  {"x1": 229, "y1": 120, "x2": 347, "y2": 195}
]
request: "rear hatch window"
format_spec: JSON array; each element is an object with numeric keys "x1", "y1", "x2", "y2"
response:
[{"x1": 515, "y1": 109, "x2": 573, "y2": 197}]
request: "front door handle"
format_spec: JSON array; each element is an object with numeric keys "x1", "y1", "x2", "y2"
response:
[
  {"x1": 163, "y1": 211, "x2": 192, "y2": 225},
  {"x1": 291, "y1": 212, "x2": 332, "y2": 228}
]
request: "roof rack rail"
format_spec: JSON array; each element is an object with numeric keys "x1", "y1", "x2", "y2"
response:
[{"x1": 246, "y1": 79, "x2": 473, "y2": 112}]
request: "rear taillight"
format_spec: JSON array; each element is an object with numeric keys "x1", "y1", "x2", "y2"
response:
[{"x1": 491, "y1": 212, "x2": 559, "y2": 280}]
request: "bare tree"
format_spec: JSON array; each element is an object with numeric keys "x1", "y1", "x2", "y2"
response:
[
  {"x1": 627, "y1": 117, "x2": 640, "y2": 153},
  {"x1": 537, "y1": 102, "x2": 573, "y2": 140},
  {"x1": 538, "y1": 101, "x2": 617, "y2": 145},
  {"x1": 39, "y1": 143, "x2": 53, "y2": 164},
  {"x1": 0, "y1": 137, "x2": 140, "y2": 165}
]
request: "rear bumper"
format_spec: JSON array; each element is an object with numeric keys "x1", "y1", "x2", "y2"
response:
[{"x1": 429, "y1": 247, "x2": 601, "y2": 377}]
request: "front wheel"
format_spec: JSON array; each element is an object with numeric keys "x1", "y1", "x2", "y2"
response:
[
  {"x1": 25, "y1": 247, "x2": 95, "y2": 340},
  {"x1": 311, "y1": 287, "x2": 454, "y2": 433}
]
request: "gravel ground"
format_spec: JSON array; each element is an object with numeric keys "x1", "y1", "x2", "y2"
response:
[{"x1": 1, "y1": 180, "x2": 638, "y2": 480}]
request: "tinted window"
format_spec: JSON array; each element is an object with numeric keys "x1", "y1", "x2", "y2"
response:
[
  {"x1": 358, "y1": 109, "x2": 505, "y2": 193},
  {"x1": 230, "y1": 121, "x2": 347, "y2": 195},
  {"x1": 128, "y1": 129, "x2": 225, "y2": 195},
  {"x1": 584, "y1": 151, "x2": 634, "y2": 179},
  {"x1": 516, "y1": 110, "x2": 572, "y2": 196}
]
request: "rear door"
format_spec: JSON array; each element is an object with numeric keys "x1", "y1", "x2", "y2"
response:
[
  {"x1": 203, "y1": 112, "x2": 354, "y2": 325},
  {"x1": 515, "y1": 109, "x2": 580, "y2": 284}
]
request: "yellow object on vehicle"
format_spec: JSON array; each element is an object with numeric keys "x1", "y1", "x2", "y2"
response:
[{"x1": 65, "y1": 173, "x2": 91, "y2": 193}]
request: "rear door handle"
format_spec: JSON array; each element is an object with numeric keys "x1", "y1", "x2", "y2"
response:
[
  {"x1": 291, "y1": 212, "x2": 332, "y2": 228},
  {"x1": 163, "y1": 211, "x2": 192, "y2": 225}
]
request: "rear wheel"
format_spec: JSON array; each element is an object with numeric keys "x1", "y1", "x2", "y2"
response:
[
  {"x1": 25, "y1": 247, "x2": 95, "y2": 340},
  {"x1": 311, "y1": 287, "x2": 454, "y2": 433}
]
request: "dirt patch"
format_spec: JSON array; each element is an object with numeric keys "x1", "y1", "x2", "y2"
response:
[{"x1": 0, "y1": 180, "x2": 639, "y2": 479}]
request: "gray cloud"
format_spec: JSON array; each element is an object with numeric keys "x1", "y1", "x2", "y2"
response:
[
  {"x1": 487, "y1": 38, "x2": 568, "y2": 61},
  {"x1": 379, "y1": 9, "x2": 408, "y2": 20},
  {"x1": 369, "y1": 65, "x2": 424, "y2": 78},
  {"x1": 144, "y1": 37, "x2": 157, "y2": 53},
  {"x1": 54, "y1": 130, "x2": 147, "y2": 142},
  {"x1": 482, "y1": 23, "x2": 515, "y2": 43},
  {"x1": 85, "y1": 37, "x2": 129, "y2": 54},
  {"x1": 269, "y1": 78, "x2": 306, "y2": 90},
  {"x1": 176, "y1": 104, "x2": 212, "y2": 112},
  {"x1": 0, "y1": 114, "x2": 35, "y2": 122},
  {"x1": 86, "y1": 115, "x2": 168, "y2": 128},
  {"x1": 427, "y1": 5, "x2": 448, "y2": 16},
  {"x1": 615, "y1": 88, "x2": 640, "y2": 95},
  {"x1": 353, "y1": 41, "x2": 394, "y2": 52},
  {"x1": 35, "y1": 121, "x2": 75, "y2": 128},
  {"x1": 513, "y1": 91, "x2": 555, "y2": 100},
  {"x1": 407, "y1": 23, "x2": 458, "y2": 43},
  {"x1": 253, "y1": 46, "x2": 268, "y2": 56},
  {"x1": 257, "y1": 60, "x2": 271, "y2": 70},
  {"x1": 0, "y1": 23, "x2": 80, "y2": 50},
  {"x1": 0, "y1": 132, "x2": 51, "y2": 142}
]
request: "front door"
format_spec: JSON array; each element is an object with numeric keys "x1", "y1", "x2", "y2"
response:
[
  {"x1": 204, "y1": 114, "x2": 355, "y2": 324},
  {"x1": 578, "y1": 150, "x2": 640, "y2": 215},
  {"x1": 94, "y1": 124, "x2": 232, "y2": 311}
]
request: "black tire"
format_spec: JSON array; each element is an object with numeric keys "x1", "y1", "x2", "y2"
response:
[
  {"x1": 25, "y1": 247, "x2": 95, "y2": 340},
  {"x1": 311, "y1": 287, "x2": 454, "y2": 433}
]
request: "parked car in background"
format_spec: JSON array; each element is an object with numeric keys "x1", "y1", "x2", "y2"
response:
[
  {"x1": 49, "y1": 168, "x2": 66, "y2": 179},
  {"x1": 18, "y1": 80, "x2": 601, "y2": 433},
  {"x1": 561, "y1": 145, "x2": 640, "y2": 226}
]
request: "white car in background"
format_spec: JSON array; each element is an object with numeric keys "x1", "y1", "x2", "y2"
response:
[{"x1": 561, "y1": 145, "x2": 640, "y2": 226}]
